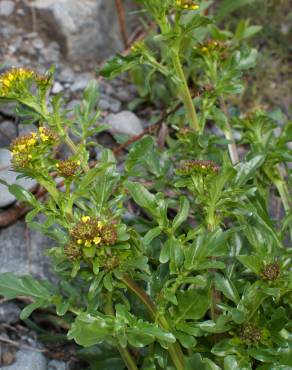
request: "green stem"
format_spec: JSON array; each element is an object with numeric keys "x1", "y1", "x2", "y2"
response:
[
  {"x1": 122, "y1": 275, "x2": 185, "y2": 370},
  {"x1": 220, "y1": 97, "x2": 239, "y2": 165},
  {"x1": 104, "y1": 293, "x2": 138, "y2": 370},
  {"x1": 172, "y1": 51, "x2": 200, "y2": 132}
]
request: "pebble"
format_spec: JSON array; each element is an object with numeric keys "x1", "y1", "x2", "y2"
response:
[
  {"x1": 99, "y1": 97, "x2": 121, "y2": 113},
  {"x1": 58, "y1": 66, "x2": 75, "y2": 84},
  {"x1": 0, "y1": 149, "x2": 37, "y2": 208},
  {"x1": 71, "y1": 73, "x2": 92, "y2": 92},
  {"x1": 52, "y1": 81, "x2": 64, "y2": 94},
  {"x1": 48, "y1": 360, "x2": 68, "y2": 370},
  {"x1": 0, "y1": 121, "x2": 16, "y2": 148},
  {"x1": 0, "y1": 1, "x2": 15, "y2": 17},
  {"x1": 0, "y1": 302, "x2": 21, "y2": 324},
  {"x1": 1, "y1": 349, "x2": 47, "y2": 370},
  {"x1": 32, "y1": 38, "x2": 45, "y2": 50},
  {"x1": 106, "y1": 110, "x2": 143, "y2": 136}
]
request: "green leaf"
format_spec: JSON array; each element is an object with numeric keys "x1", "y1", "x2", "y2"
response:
[
  {"x1": 20, "y1": 299, "x2": 49, "y2": 320},
  {"x1": 125, "y1": 181, "x2": 158, "y2": 217},
  {"x1": 234, "y1": 155, "x2": 266, "y2": 186},
  {"x1": 174, "y1": 288, "x2": 210, "y2": 322},
  {"x1": 237, "y1": 255, "x2": 262, "y2": 275},
  {"x1": 172, "y1": 196, "x2": 190, "y2": 231},
  {"x1": 216, "y1": 0, "x2": 255, "y2": 22},
  {"x1": 0, "y1": 273, "x2": 54, "y2": 300},
  {"x1": 215, "y1": 274, "x2": 240, "y2": 304},
  {"x1": 99, "y1": 54, "x2": 139, "y2": 79},
  {"x1": 68, "y1": 313, "x2": 112, "y2": 347},
  {"x1": 224, "y1": 356, "x2": 252, "y2": 370},
  {"x1": 125, "y1": 136, "x2": 155, "y2": 172},
  {"x1": 78, "y1": 344, "x2": 124, "y2": 370},
  {"x1": 143, "y1": 227, "x2": 162, "y2": 245},
  {"x1": 8, "y1": 184, "x2": 38, "y2": 206}
]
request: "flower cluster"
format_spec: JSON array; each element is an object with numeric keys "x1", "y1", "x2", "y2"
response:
[
  {"x1": 10, "y1": 132, "x2": 37, "y2": 168},
  {"x1": 130, "y1": 41, "x2": 145, "y2": 54},
  {"x1": 0, "y1": 68, "x2": 50, "y2": 98},
  {"x1": 10, "y1": 127, "x2": 58, "y2": 169},
  {"x1": 177, "y1": 160, "x2": 219, "y2": 176},
  {"x1": 39, "y1": 127, "x2": 58, "y2": 143},
  {"x1": 198, "y1": 40, "x2": 227, "y2": 54},
  {"x1": 176, "y1": 0, "x2": 199, "y2": 10},
  {"x1": 56, "y1": 159, "x2": 81, "y2": 178},
  {"x1": 69, "y1": 216, "x2": 117, "y2": 249},
  {"x1": 261, "y1": 262, "x2": 280, "y2": 281}
]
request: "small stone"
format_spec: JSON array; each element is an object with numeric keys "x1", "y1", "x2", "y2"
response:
[
  {"x1": 0, "y1": 149, "x2": 37, "y2": 208},
  {"x1": 48, "y1": 359, "x2": 68, "y2": 370},
  {"x1": 52, "y1": 81, "x2": 64, "y2": 94},
  {"x1": 0, "y1": 302, "x2": 21, "y2": 324},
  {"x1": 2, "y1": 351, "x2": 16, "y2": 366},
  {"x1": 71, "y1": 73, "x2": 92, "y2": 92},
  {"x1": 0, "y1": 121, "x2": 16, "y2": 148},
  {"x1": 1, "y1": 349, "x2": 47, "y2": 370},
  {"x1": 41, "y1": 42, "x2": 60, "y2": 63},
  {"x1": 32, "y1": 38, "x2": 45, "y2": 50},
  {"x1": 99, "y1": 97, "x2": 121, "y2": 113},
  {"x1": 0, "y1": 219, "x2": 55, "y2": 279},
  {"x1": 58, "y1": 66, "x2": 75, "y2": 83},
  {"x1": 0, "y1": 1, "x2": 15, "y2": 16},
  {"x1": 106, "y1": 111, "x2": 143, "y2": 136}
]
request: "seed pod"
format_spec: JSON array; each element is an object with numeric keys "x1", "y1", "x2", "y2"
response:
[{"x1": 177, "y1": 159, "x2": 220, "y2": 176}]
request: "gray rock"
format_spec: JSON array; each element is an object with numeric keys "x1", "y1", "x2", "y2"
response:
[
  {"x1": 99, "y1": 97, "x2": 121, "y2": 113},
  {"x1": 52, "y1": 81, "x2": 64, "y2": 94},
  {"x1": 0, "y1": 121, "x2": 16, "y2": 148},
  {"x1": 58, "y1": 66, "x2": 75, "y2": 83},
  {"x1": 0, "y1": 149, "x2": 37, "y2": 208},
  {"x1": 0, "y1": 220, "x2": 54, "y2": 280},
  {"x1": 0, "y1": 1, "x2": 15, "y2": 16},
  {"x1": 106, "y1": 111, "x2": 143, "y2": 136},
  {"x1": 0, "y1": 302, "x2": 21, "y2": 324},
  {"x1": 29, "y1": 0, "x2": 125, "y2": 62},
  {"x1": 40, "y1": 42, "x2": 61, "y2": 64},
  {"x1": 32, "y1": 38, "x2": 45, "y2": 50},
  {"x1": 48, "y1": 360, "x2": 68, "y2": 370},
  {"x1": 70, "y1": 73, "x2": 92, "y2": 92},
  {"x1": 1, "y1": 349, "x2": 47, "y2": 370}
]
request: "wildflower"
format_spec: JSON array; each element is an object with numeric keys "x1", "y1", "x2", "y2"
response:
[
  {"x1": 10, "y1": 132, "x2": 37, "y2": 155},
  {"x1": 177, "y1": 160, "x2": 219, "y2": 176},
  {"x1": 64, "y1": 243, "x2": 82, "y2": 261},
  {"x1": 38, "y1": 127, "x2": 58, "y2": 143},
  {"x1": 0, "y1": 68, "x2": 35, "y2": 97},
  {"x1": 176, "y1": 0, "x2": 199, "y2": 10},
  {"x1": 261, "y1": 262, "x2": 280, "y2": 281},
  {"x1": 56, "y1": 159, "x2": 81, "y2": 178},
  {"x1": 197, "y1": 40, "x2": 226, "y2": 54},
  {"x1": 240, "y1": 323, "x2": 262, "y2": 344},
  {"x1": 70, "y1": 217, "x2": 117, "y2": 249},
  {"x1": 130, "y1": 40, "x2": 145, "y2": 54}
]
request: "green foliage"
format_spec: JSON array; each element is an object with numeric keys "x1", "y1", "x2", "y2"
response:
[{"x1": 0, "y1": 1, "x2": 291, "y2": 370}]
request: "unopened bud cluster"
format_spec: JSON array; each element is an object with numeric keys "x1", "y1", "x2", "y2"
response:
[
  {"x1": 261, "y1": 262, "x2": 280, "y2": 281},
  {"x1": 178, "y1": 160, "x2": 219, "y2": 176},
  {"x1": 56, "y1": 159, "x2": 81, "y2": 178},
  {"x1": 240, "y1": 323, "x2": 262, "y2": 344},
  {"x1": 198, "y1": 40, "x2": 227, "y2": 54}
]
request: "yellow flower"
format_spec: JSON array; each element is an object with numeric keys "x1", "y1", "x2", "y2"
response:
[
  {"x1": 93, "y1": 236, "x2": 101, "y2": 245},
  {"x1": 81, "y1": 216, "x2": 91, "y2": 223},
  {"x1": 176, "y1": 0, "x2": 199, "y2": 10}
]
